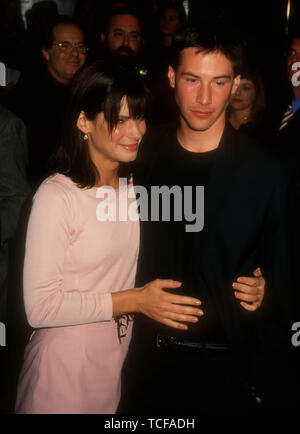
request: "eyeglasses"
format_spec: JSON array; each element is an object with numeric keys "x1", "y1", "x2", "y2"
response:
[{"x1": 52, "y1": 41, "x2": 89, "y2": 54}]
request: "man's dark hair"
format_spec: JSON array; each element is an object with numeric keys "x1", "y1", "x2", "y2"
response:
[
  {"x1": 102, "y1": 7, "x2": 144, "y2": 36},
  {"x1": 50, "y1": 60, "x2": 149, "y2": 188},
  {"x1": 170, "y1": 25, "x2": 244, "y2": 76},
  {"x1": 42, "y1": 16, "x2": 85, "y2": 50},
  {"x1": 286, "y1": 32, "x2": 300, "y2": 57}
]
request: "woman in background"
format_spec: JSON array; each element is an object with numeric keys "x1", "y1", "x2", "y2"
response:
[{"x1": 228, "y1": 65, "x2": 268, "y2": 142}]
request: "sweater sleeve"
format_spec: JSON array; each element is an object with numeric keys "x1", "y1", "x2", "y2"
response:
[{"x1": 23, "y1": 179, "x2": 113, "y2": 328}]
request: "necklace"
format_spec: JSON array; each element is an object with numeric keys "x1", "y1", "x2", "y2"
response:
[{"x1": 235, "y1": 115, "x2": 249, "y2": 124}]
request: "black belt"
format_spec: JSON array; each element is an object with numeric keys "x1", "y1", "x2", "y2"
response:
[{"x1": 156, "y1": 334, "x2": 230, "y2": 355}]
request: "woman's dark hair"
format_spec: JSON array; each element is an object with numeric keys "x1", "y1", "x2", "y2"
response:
[
  {"x1": 158, "y1": 1, "x2": 187, "y2": 30},
  {"x1": 148, "y1": 2, "x2": 186, "y2": 47},
  {"x1": 240, "y1": 66, "x2": 266, "y2": 122},
  {"x1": 228, "y1": 64, "x2": 266, "y2": 123},
  {"x1": 50, "y1": 60, "x2": 149, "y2": 188}
]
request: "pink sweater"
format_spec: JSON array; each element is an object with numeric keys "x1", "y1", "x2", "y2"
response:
[{"x1": 15, "y1": 174, "x2": 139, "y2": 414}]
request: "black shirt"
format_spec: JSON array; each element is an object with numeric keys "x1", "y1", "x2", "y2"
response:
[{"x1": 135, "y1": 128, "x2": 227, "y2": 342}]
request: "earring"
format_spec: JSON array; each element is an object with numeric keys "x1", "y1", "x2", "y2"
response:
[{"x1": 83, "y1": 133, "x2": 88, "y2": 141}]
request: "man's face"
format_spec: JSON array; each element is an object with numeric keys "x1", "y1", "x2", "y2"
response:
[
  {"x1": 168, "y1": 48, "x2": 240, "y2": 132},
  {"x1": 42, "y1": 23, "x2": 87, "y2": 85},
  {"x1": 287, "y1": 38, "x2": 300, "y2": 83},
  {"x1": 102, "y1": 14, "x2": 142, "y2": 58}
]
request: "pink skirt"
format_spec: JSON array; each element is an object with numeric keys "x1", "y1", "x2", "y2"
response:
[{"x1": 15, "y1": 319, "x2": 132, "y2": 414}]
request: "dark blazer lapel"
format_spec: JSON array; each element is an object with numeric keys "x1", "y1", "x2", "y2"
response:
[{"x1": 279, "y1": 107, "x2": 300, "y2": 135}]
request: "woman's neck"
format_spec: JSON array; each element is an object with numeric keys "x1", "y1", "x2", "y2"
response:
[
  {"x1": 94, "y1": 160, "x2": 120, "y2": 188},
  {"x1": 229, "y1": 107, "x2": 252, "y2": 130},
  {"x1": 160, "y1": 34, "x2": 173, "y2": 47}
]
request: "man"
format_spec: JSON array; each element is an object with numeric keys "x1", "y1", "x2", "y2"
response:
[
  {"x1": 119, "y1": 27, "x2": 299, "y2": 414},
  {"x1": 276, "y1": 34, "x2": 300, "y2": 178},
  {"x1": 0, "y1": 104, "x2": 30, "y2": 413},
  {"x1": 100, "y1": 8, "x2": 144, "y2": 60},
  {"x1": 41, "y1": 20, "x2": 87, "y2": 86},
  {"x1": 1, "y1": 18, "x2": 88, "y2": 186},
  {"x1": 0, "y1": 104, "x2": 29, "y2": 324}
]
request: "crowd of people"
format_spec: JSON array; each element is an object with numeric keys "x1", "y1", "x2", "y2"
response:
[{"x1": 0, "y1": 0, "x2": 299, "y2": 415}]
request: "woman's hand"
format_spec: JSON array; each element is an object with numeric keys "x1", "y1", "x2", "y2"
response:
[
  {"x1": 232, "y1": 268, "x2": 265, "y2": 311},
  {"x1": 135, "y1": 279, "x2": 203, "y2": 330}
]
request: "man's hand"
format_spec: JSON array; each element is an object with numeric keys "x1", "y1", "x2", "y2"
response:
[
  {"x1": 136, "y1": 279, "x2": 203, "y2": 330},
  {"x1": 232, "y1": 268, "x2": 265, "y2": 311}
]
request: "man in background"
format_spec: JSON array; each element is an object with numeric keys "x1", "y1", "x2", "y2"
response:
[
  {"x1": 100, "y1": 7, "x2": 144, "y2": 61},
  {"x1": 0, "y1": 103, "x2": 29, "y2": 413},
  {"x1": 276, "y1": 33, "x2": 300, "y2": 178},
  {"x1": 1, "y1": 18, "x2": 88, "y2": 186}
]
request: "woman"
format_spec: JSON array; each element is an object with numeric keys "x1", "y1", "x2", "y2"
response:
[
  {"x1": 146, "y1": 3, "x2": 187, "y2": 126},
  {"x1": 228, "y1": 65, "x2": 267, "y2": 141},
  {"x1": 15, "y1": 61, "x2": 264, "y2": 414},
  {"x1": 157, "y1": 2, "x2": 186, "y2": 49}
]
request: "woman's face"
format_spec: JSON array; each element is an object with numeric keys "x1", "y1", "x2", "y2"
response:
[
  {"x1": 159, "y1": 8, "x2": 181, "y2": 36},
  {"x1": 79, "y1": 97, "x2": 146, "y2": 166},
  {"x1": 230, "y1": 78, "x2": 256, "y2": 111}
]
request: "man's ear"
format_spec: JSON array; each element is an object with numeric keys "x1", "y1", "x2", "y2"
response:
[
  {"x1": 76, "y1": 111, "x2": 90, "y2": 134},
  {"x1": 41, "y1": 47, "x2": 50, "y2": 62},
  {"x1": 168, "y1": 65, "x2": 176, "y2": 88},
  {"x1": 100, "y1": 33, "x2": 106, "y2": 44},
  {"x1": 231, "y1": 74, "x2": 241, "y2": 95}
]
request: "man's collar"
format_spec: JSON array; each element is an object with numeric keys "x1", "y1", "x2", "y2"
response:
[
  {"x1": 217, "y1": 121, "x2": 236, "y2": 151},
  {"x1": 292, "y1": 96, "x2": 300, "y2": 114}
]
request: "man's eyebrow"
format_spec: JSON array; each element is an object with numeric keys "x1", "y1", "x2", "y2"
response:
[
  {"x1": 213, "y1": 75, "x2": 232, "y2": 80},
  {"x1": 112, "y1": 28, "x2": 140, "y2": 34},
  {"x1": 181, "y1": 72, "x2": 232, "y2": 80},
  {"x1": 181, "y1": 72, "x2": 200, "y2": 78}
]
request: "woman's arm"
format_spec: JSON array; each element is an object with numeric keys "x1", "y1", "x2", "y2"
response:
[
  {"x1": 24, "y1": 180, "x2": 113, "y2": 328},
  {"x1": 112, "y1": 279, "x2": 203, "y2": 330},
  {"x1": 24, "y1": 180, "x2": 203, "y2": 330}
]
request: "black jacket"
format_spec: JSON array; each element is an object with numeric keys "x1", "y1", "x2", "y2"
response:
[
  {"x1": 0, "y1": 105, "x2": 30, "y2": 322},
  {"x1": 275, "y1": 107, "x2": 300, "y2": 180},
  {"x1": 130, "y1": 122, "x2": 300, "y2": 408}
]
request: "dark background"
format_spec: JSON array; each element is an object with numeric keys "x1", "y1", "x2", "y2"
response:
[{"x1": 0, "y1": 0, "x2": 299, "y2": 415}]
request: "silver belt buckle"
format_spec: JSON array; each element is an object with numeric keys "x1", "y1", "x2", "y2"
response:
[{"x1": 156, "y1": 334, "x2": 162, "y2": 348}]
